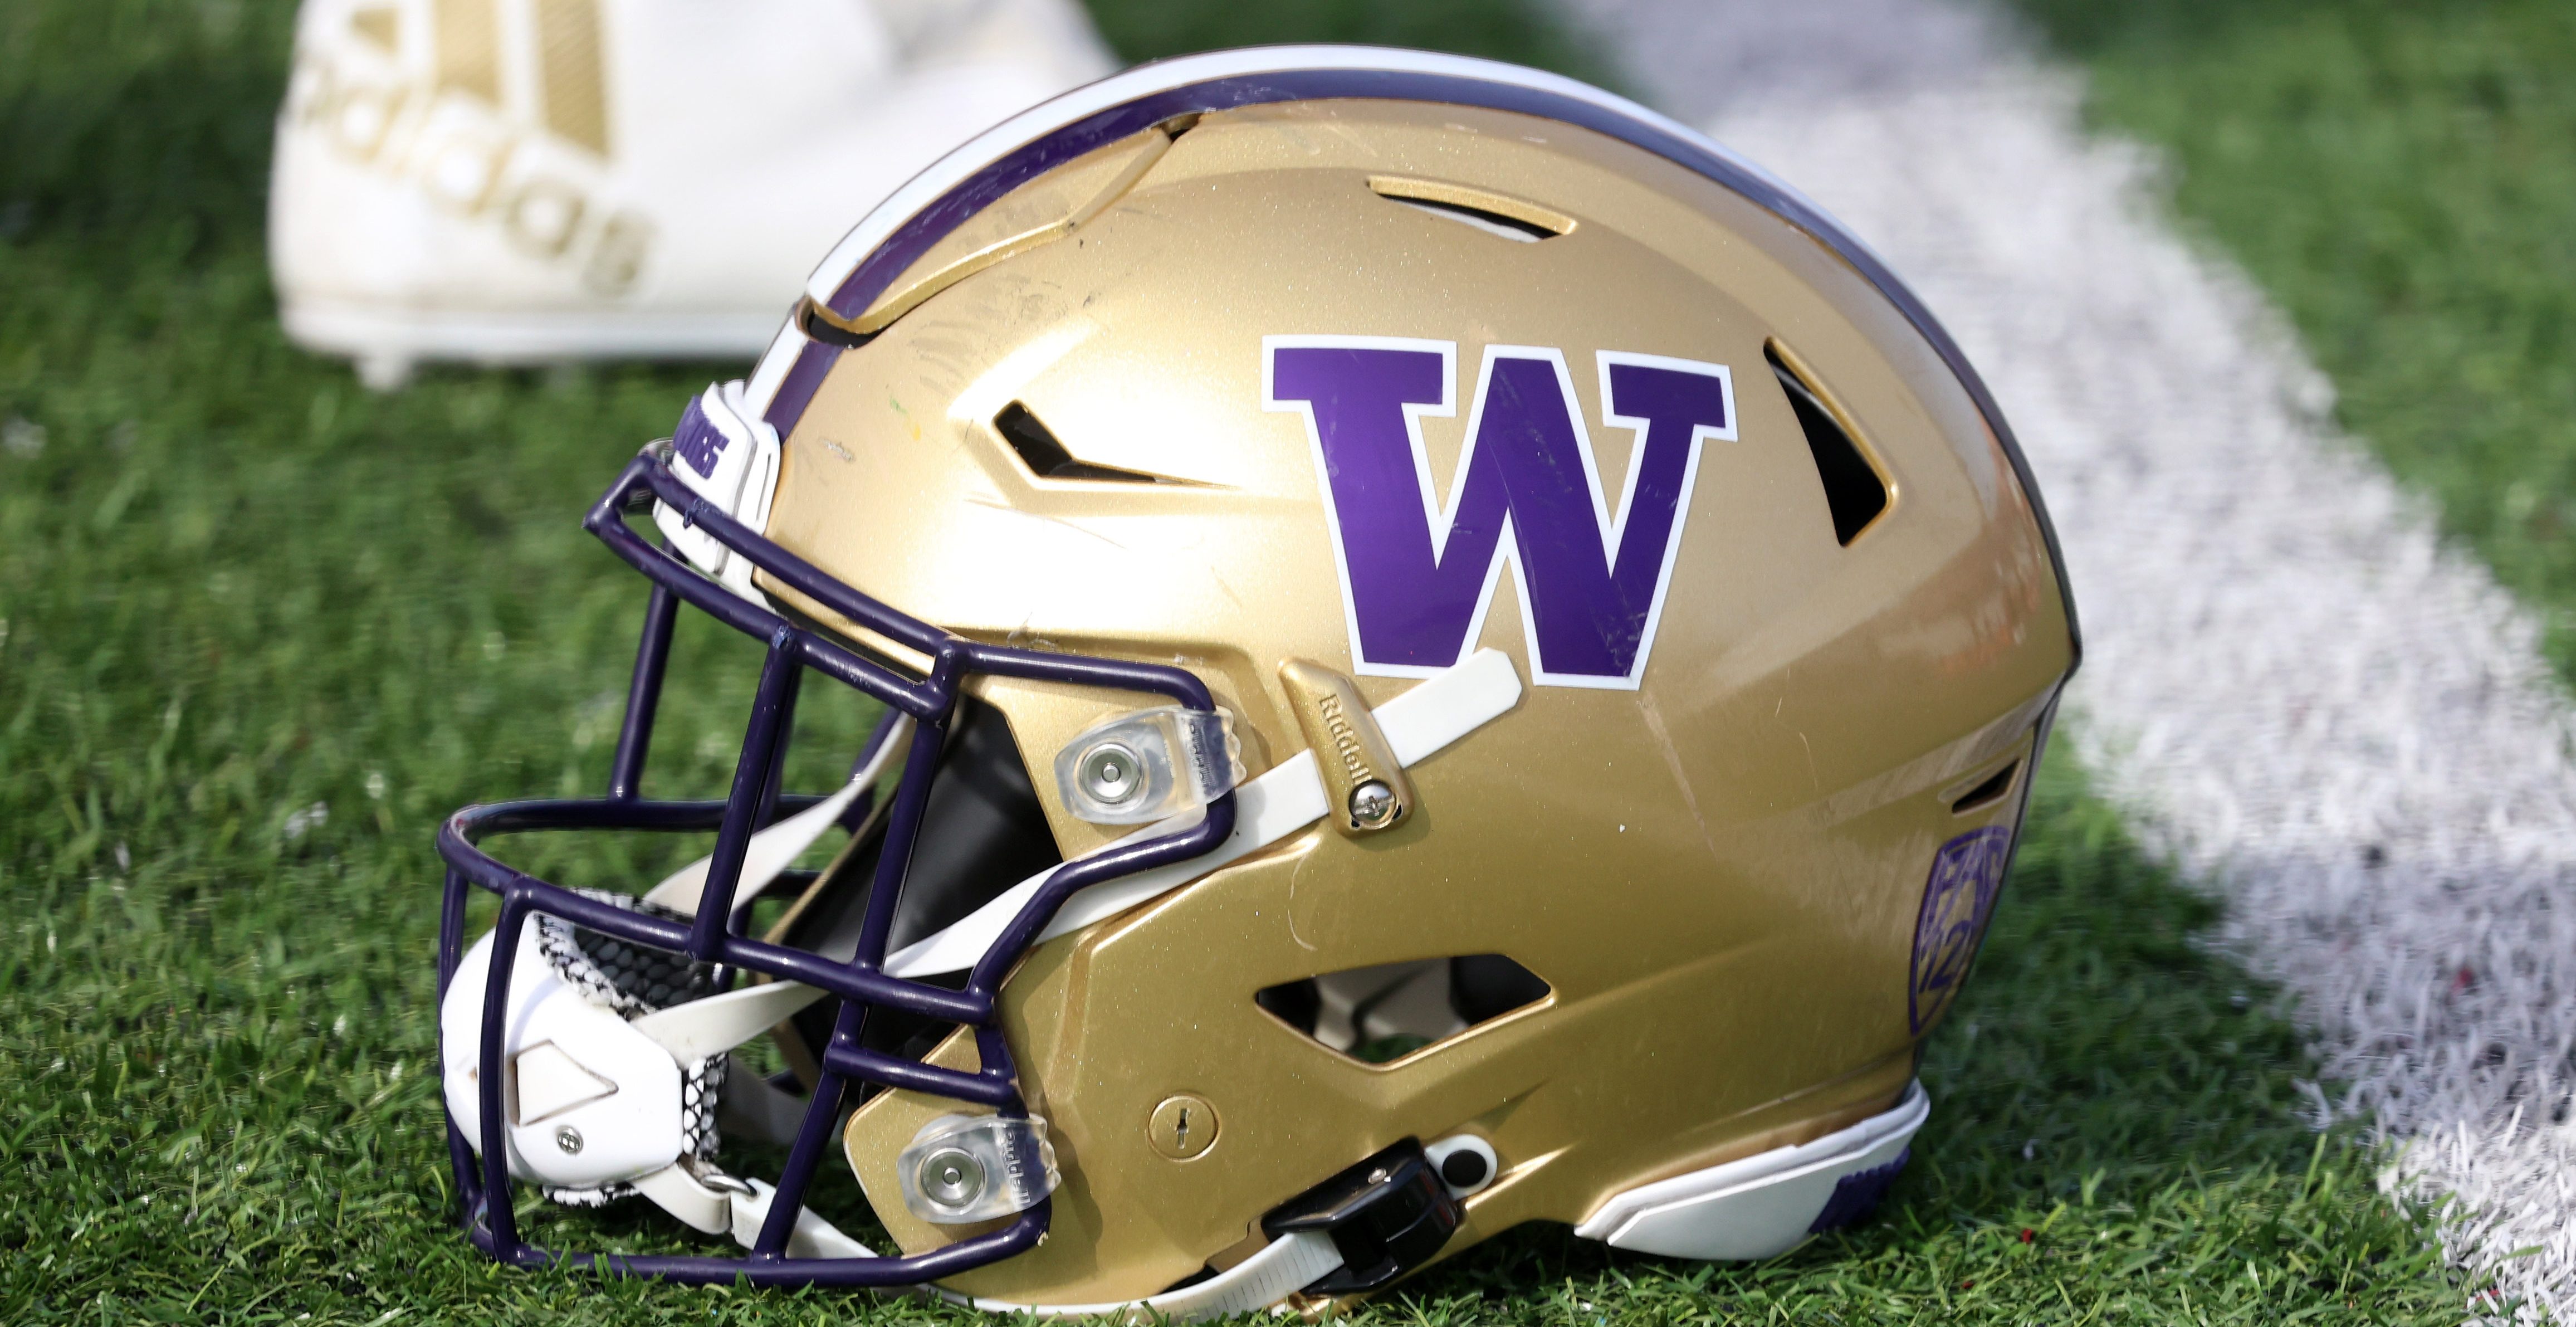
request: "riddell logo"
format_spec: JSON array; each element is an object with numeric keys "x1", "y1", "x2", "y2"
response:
[
  {"x1": 284, "y1": 0, "x2": 652, "y2": 295},
  {"x1": 1312, "y1": 693, "x2": 1379, "y2": 789}
]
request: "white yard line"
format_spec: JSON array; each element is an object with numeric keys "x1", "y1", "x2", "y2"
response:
[{"x1": 1561, "y1": 0, "x2": 2576, "y2": 1315}]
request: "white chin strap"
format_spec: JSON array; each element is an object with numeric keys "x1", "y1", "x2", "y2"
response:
[
  {"x1": 641, "y1": 714, "x2": 913, "y2": 917},
  {"x1": 632, "y1": 1166, "x2": 879, "y2": 1258},
  {"x1": 888, "y1": 648, "x2": 1523, "y2": 978},
  {"x1": 441, "y1": 655, "x2": 1522, "y2": 1317},
  {"x1": 653, "y1": 1173, "x2": 1350, "y2": 1323}
]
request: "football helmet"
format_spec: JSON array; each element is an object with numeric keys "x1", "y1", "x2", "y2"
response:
[{"x1": 435, "y1": 45, "x2": 2076, "y2": 1317}]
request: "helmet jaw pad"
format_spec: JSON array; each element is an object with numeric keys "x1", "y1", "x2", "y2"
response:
[{"x1": 438, "y1": 898, "x2": 861, "y2": 1250}]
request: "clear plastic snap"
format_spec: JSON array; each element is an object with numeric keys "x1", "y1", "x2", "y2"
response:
[
  {"x1": 1052, "y1": 707, "x2": 1241, "y2": 825},
  {"x1": 895, "y1": 1114, "x2": 1060, "y2": 1224}
]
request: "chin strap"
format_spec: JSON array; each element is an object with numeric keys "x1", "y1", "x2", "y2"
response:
[
  {"x1": 627, "y1": 1159, "x2": 878, "y2": 1260},
  {"x1": 642, "y1": 715, "x2": 913, "y2": 917},
  {"x1": 888, "y1": 648, "x2": 1524, "y2": 978},
  {"x1": 630, "y1": 979, "x2": 829, "y2": 1062},
  {"x1": 942, "y1": 1228, "x2": 1344, "y2": 1322},
  {"x1": 623, "y1": 1177, "x2": 1339, "y2": 1320},
  {"x1": 619, "y1": 1146, "x2": 1345, "y2": 1318},
  {"x1": 632, "y1": 1133, "x2": 1342, "y2": 1317},
  {"x1": 636, "y1": 650, "x2": 1518, "y2": 1003}
]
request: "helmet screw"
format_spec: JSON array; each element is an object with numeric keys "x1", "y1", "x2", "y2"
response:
[
  {"x1": 918, "y1": 1146, "x2": 988, "y2": 1211},
  {"x1": 1078, "y1": 741, "x2": 1145, "y2": 807},
  {"x1": 554, "y1": 1125, "x2": 584, "y2": 1155},
  {"x1": 1348, "y1": 780, "x2": 1400, "y2": 830}
]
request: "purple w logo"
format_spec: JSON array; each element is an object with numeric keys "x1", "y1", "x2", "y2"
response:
[{"x1": 1265, "y1": 337, "x2": 1736, "y2": 689}]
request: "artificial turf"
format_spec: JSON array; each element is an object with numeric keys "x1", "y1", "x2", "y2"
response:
[{"x1": 0, "y1": 0, "x2": 2478, "y2": 1320}]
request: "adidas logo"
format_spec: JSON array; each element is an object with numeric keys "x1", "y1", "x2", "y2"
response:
[{"x1": 285, "y1": 0, "x2": 653, "y2": 296}]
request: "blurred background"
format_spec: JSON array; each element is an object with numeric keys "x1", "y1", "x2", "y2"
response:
[{"x1": 4, "y1": 0, "x2": 2572, "y2": 1320}]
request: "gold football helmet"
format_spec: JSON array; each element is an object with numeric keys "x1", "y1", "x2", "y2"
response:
[{"x1": 435, "y1": 45, "x2": 2075, "y2": 1317}]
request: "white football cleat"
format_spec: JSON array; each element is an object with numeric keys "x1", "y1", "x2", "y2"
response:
[{"x1": 268, "y1": 0, "x2": 1118, "y2": 388}]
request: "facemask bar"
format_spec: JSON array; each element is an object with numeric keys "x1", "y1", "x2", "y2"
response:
[{"x1": 434, "y1": 451, "x2": 1238, "y2": 1286}]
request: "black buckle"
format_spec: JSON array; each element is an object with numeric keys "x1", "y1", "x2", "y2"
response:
[{"x1": 1262, "y1": 1139, "x2": 1461, "y2": 1295}]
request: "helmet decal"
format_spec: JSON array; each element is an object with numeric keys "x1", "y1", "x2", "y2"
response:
[
  {"x1": 1907, "y1": 826, "x2": 2014, "y2": 1035},
  {"x1": 1265, "y1": 336, "x2": 1734, "y2": 689}
]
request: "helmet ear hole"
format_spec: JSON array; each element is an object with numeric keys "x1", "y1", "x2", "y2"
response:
[{"x1": 1425, "y1": 1134, "x2": 1500, "y2": 1197}]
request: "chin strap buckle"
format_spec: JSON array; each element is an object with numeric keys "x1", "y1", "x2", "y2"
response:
[{"x1": 1262, "y1": 1139, "x2": 1462, "y2": 1296}]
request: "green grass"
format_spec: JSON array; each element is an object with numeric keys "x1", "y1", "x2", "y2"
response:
[
  {"x1": 2013, "y1": 0, "x2": 2576, "y2": 681},
  {"x1": 0, "y1": 0, "x2": 2471, "y2": 1321}
]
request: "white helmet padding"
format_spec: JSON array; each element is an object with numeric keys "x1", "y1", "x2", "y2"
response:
[{"x1": 439, "y1": 893, "x2": 716, "y2": 1198}]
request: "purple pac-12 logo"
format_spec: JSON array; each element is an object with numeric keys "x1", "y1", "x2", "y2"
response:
[
  {"x1": 1907, "y1": 826, "x2": 2013, "y2": 1035},
  {"x1": 1264, "y1": 337, "x2": 1736, "y2": 689}
]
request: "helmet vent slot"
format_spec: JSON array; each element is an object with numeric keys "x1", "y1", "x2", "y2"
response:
[
  {"x1": 994, "y1": 402, "x2": 1158, "y2": 484},
  {"x1": 795, "y1": 295, "x2": 877, "y2": 349},
  {"x1": 1950, "y1": 760, "x2": 2020, "y2": 814},
  {"x1": 1766, "y1": 340, "x2": 1890, "y2": 545},
  {"x1": 1368, "y1": 176, "x2": 1571, "y2": 243},
  {"x1": 1257, "y1": 955, "x2": 1549, "y2": 1065}
]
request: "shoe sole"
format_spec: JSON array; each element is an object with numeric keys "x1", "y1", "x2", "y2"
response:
[{"x1": 282, "y1": 300, "x2": 784, "y2": 389}]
